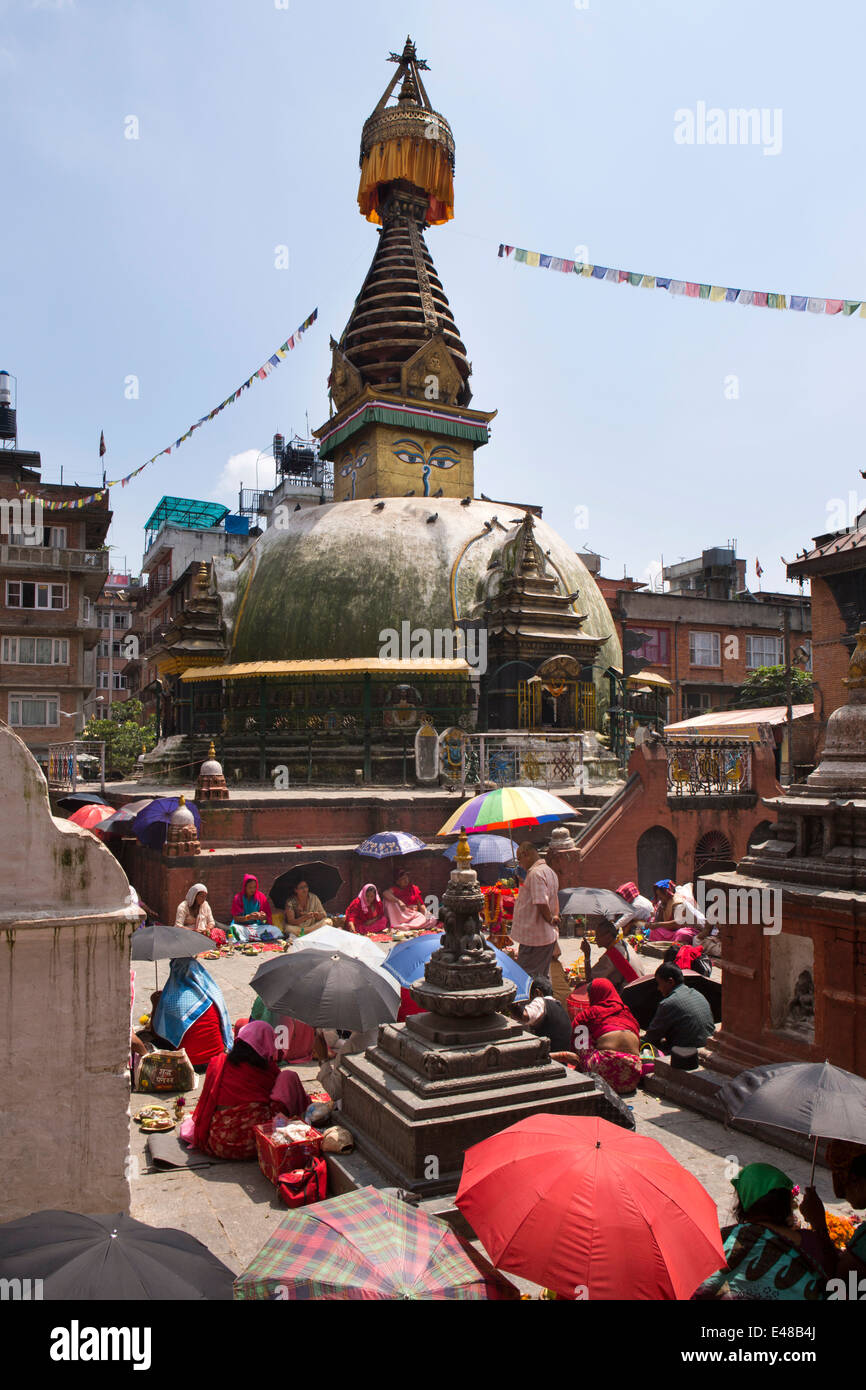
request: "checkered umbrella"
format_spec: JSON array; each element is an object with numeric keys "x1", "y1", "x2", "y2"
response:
[{"x1": 234, "y1": 1187, "x2": 519, "y2": 1301}]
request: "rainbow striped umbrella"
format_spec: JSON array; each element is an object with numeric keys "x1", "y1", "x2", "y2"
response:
[{"x1": 437, "y1": 785, "x2": 577, "y2": 836}]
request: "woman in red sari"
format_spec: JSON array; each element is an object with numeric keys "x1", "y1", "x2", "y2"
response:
[
  {"x1": 566, "y1": 979, "x2": 643, "y2": 1096},
  {"x1": 344, "y1": 883, "x2": 388, "y2": 935},
  {"x1": 383, "y1": 869, "x2": 436, "y2": 930},
  {"x1": 191, "y1": 1022, "x2": 308, "y2": 1160}
]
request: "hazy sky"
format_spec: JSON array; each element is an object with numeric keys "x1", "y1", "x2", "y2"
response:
[{"x1": 4, "y1": 0, "x2": 866, "y2": 593}]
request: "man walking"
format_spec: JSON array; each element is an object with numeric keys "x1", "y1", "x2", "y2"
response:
[{"x1": 510, "y1": 841, "x2": 560, "y2": 984}]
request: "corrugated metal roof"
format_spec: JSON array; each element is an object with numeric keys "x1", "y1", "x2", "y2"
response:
[
  {"x1": 181, "y1": 657, "x2": 472, "y2": 682},
  {"x1": 665, "y1": 703, "x2": 813, "y2": 738},
  {"x1": 788, "y1": 522, "x2": 866, "y2": 573}
]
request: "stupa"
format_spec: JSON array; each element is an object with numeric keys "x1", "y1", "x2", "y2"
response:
[
  {"x1": 339, "y1": 830, "x2": 631, "y2": 1194},
  {"x1": 701, "y1": 625, "x2": 866, "y2": 1077},
  {"x1": 199, "y1": 38, "x2": 619, "y2": 768}
]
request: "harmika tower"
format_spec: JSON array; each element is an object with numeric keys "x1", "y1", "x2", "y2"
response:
[{"x1": 316, "y1": 38, "x2": 496, "y2": 502}]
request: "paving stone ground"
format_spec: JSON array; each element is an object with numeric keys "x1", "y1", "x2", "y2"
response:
[{"x1": 129, "y1": 938, "x2": 856, "y2": 1288}]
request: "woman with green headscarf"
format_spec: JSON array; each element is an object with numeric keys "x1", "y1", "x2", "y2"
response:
[{"x1": 692, "y1": 1163, "x2": 830, "y2": 1300}]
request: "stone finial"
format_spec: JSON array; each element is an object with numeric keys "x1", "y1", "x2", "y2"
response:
[
  {"x1": 843, "y1": 623, "x2": 866, "y2": 691},
  {"x1": 196, "y1": 562, "x2": 209, "y2": 593},
  {"x1": 455, "y1": 828, "x2": 472, "y2": 869}
]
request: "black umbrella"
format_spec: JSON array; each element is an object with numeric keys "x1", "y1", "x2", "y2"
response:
[
  {"x1": 720, "y1": 1060, "x2": 866, "y2": 1182},
  {"x1": 55, "y1": 792, "x2": 108, "y2": 812},
  {"x1": 131, "y1": 922, "x2": 207, "y2": 989},
  {"x1": 0, "y1": 1210, "x2": 234, "y2": 1300},
  {"x1": 251, "y1": 950, "x2": 400, "y2": 1032},
  {"x1": 97, "y1": 797, "x2": 155, "y2": 837},
  {"x1": 269, "y1": 861, "x2": 344, "y2": 910}
]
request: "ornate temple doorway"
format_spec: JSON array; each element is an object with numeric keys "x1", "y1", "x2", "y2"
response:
[{"x1": 517, "y1": 655, "x2": 596, "y2": 732}]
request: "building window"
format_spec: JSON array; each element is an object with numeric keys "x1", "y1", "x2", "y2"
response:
[
  {"x1": 684, "y1": 691, "x2": 715, "y2": 716},
  {"x1": 43, "y1": 527, "x2": 67, "y2": 549},
  {"x1": 112, "y1": 673, "x2": 127, "y2": 690},
  {"x1": 689, "y1": 631, "x2": 720, "y2": 667},
  {"x1": 96, "y1": 671, "x2": 110, "y2": 689},
  {"x1": 9, "y1": 693, "x2": 60, "y2": 726},
  {"x1": 5, "y1": 581, "x2": 67, "y2": 610},
  {"x1": 112, "y1": 641, "x2": 123, "y2": 658},
  {"x1": 1, "y1": 637, "x2": 69, "y2": 665},
  {"x1": 112, "y1": 611, "x2": 129, "y2": 629},
  {"x1": 96, "y1": 641, "x2": 109, "y2": 658},
  {"x1": 82, "y1": 596, "x2": 92, "y2": 622},
  {"x1": 746, "y1": 634, "x2": 784, "y2": 668},
  {"x1": 96, "y1": 607, "x2": 110, "y2": 625},
  {"x1": 626, "y1": 626, "x2": 670, "y2": 666}
]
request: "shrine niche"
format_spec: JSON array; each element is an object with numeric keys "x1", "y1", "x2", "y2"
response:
[
  {"x1": 439, "y1": 725, "x2": 465, "y2": 783},
  {"x1": 414, "y1": 721, "x2": 439, "y2": 782},
  {"x1": 770, "y1": 935, "x2": 815, "y2": 1042},
  {"x1": 401, "y1": 333, "x2": 465, "y2": 406},
  {"x1": 328, "y1": 340, "x2": 363, "y2": 411}
]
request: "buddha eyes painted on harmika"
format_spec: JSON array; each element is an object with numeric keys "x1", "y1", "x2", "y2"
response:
[{"x1": 391, "y1": 437, "x2": 460, "y2": 494}]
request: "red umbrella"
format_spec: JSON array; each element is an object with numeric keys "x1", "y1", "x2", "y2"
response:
[
  {"x1": 67, "y1": 804, "x2": 115, "y2": 833},
  {"x1": 456, "y1": 1114, "x2": 725, "y2": 1301}
]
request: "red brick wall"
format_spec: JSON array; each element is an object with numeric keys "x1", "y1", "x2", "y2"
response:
[
  {"x1": 808, "y1": 576, "x2": 850, "y2": 720},
  {"x1": 550, "y1": 741, "x2": 780, "y2": 892}
]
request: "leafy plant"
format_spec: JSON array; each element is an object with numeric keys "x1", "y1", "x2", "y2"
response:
[
  {"x1": 82, "y1": 698, "x2": 156, "y2": 778},
  {"x1": 736, "y1": 665, "x2": 813, "y2": 709}
]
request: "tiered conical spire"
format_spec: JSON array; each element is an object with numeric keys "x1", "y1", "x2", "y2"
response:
[{"x1": 339, "y1": 209, "x2": 471, "y2": 399}]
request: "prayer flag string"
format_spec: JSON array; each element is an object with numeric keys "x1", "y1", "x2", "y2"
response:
[
  {"x1": 498, "y1": 244, "x2": 865, "y2": 321},
  {"x1": 23, "y1": 309, "x2": 318, "y2": 510}
]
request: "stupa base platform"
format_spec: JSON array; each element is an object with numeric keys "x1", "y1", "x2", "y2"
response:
[{"x1": 339, "y1": 1014, "x2": 632, "y2": 1195}]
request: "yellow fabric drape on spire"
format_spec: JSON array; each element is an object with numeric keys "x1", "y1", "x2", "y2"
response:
[{"x1": 357, "y1": 138, "x2": 454, "y2": 224}]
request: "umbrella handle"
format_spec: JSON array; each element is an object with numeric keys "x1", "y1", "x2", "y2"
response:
[{"x1": 809, "y1": 1134, "x2": 818, "y2": 1187}]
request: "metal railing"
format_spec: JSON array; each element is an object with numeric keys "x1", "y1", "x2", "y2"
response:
[
  {"x1": 1, "y1": 545, "x2": 108, "y2": 570},
  {"x1": 665, "y1": 738, "x2": 752, "y2": 795},
  {"x1": 438, "y1": 731, "x2": 589, "y2": 792},
  {"x1": 47, "y1": 740, "x2": 106, "y2": 792}
]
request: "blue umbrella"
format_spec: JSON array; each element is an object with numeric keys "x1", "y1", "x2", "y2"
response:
[
  {"x1": 442, "y1": 834, "x2": 518, "y2": 866},
  {"x1": 131, "y1": 797, "x2": 202, "y2": 850},
  {"x1": 356, "y1": 831, "x2": 425, "y2": 858},
  {"x1": 383, "y1": 935, "x2": 532, "y2": 1002}
]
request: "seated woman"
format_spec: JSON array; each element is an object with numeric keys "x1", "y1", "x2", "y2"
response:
[
  {"x1": 246, "y1": 992, "x2": 317, "y2": 1065},
  {"x1": 344, "y1": 882, "x2": 388, "y2": 936},
  {"x1": 151, "y1": 957, "x2": 233, "y2": 1068},
  {"x1": 383, "y1": 869, "x2": 436, "y2": 930},
  {"x1": 560, "y1": 979, "x2": 643, "y2": 1096},
  {"x1": 190, "y1": 1022, "x2": 310, "y2": 1160},
  {"x1": 175, "y1": 883, "x2": 226, "y2": 948},
  {"x1": 230, "y1": 874, "x2": 278, "y2": 940},
  {"x1": 648, "y1": 879, "x2": 697, "y2": 945},
  {"x1": 283, "y1": 878, "x2": 330, "y2": 937},
  {"x1": 692, "y1": 1164, "x2": 829, "y2": 1300}
]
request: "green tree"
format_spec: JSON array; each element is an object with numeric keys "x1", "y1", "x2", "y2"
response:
[
  {"x1": 736, "y1": 665, "x2": 813, "y2": 709},
  {"x1": 82, "y1": 698, "x2": 156, "y2": 778}
]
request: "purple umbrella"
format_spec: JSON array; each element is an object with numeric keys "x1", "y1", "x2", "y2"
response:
[{"x1": 131, "y1": 797, "x2": 202, "y2": 850}]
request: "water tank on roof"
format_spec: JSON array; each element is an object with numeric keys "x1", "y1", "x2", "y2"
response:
[{"x1": 0, "y1": 371, "x2": 16, "y2": 442}]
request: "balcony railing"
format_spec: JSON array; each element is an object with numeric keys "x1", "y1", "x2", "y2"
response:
[
  {"x1": 665, "y1": 738, "x2": 752, "y2": 795},
  {"x1": 0, "y1": 545, "x2": 109, "y2": 571}
]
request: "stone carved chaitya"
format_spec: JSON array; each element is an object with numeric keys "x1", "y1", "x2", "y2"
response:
[{"x1": 339, "y1": 829, "x2": 630, "y2": 1192}]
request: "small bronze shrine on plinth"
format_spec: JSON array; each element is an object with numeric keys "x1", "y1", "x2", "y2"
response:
[{"x1": 340, "y1": 832, "x2": 626, "y2": 1194}]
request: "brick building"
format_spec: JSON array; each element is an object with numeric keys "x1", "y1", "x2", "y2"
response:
[
  {"x1": 0, "y1": 452, "x2": 110, "y2": 763},
  {"x1": 787, "y1": 504, "x2": 866, "y2": 727},
  {"x1": 127, "y1": 496, "x2": 255, "y2": 726},
  {"x1": 590, "y1": 546, "x2": 811, "y2": 724},
  {"x1": 92, "y1": 573, "x2": 138, "y2": 714}
]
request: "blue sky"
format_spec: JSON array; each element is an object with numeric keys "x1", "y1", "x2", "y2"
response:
[{"x1": 3, "y1": 0, "x2": 866, "y2": 592}]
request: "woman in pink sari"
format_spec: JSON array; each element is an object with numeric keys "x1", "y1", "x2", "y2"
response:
[
  {"x1": 558, "y1": 980, "x2": 644, "y2": 1097},
  {"x1": 344, "y1": 883, "x2": 388, "y2": 935},
  {"x1": 383, "y1": 869, "x2": 436, "y2": 930}
]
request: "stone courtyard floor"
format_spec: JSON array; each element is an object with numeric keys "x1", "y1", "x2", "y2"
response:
[{"x1": 129, "y1": 938, "x2": 857, "y2": 1293}]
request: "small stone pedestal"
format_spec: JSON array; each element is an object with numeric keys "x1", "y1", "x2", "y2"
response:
[{"x1": 340, "y1": 832, "x2": 626, "y2": 1194}]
